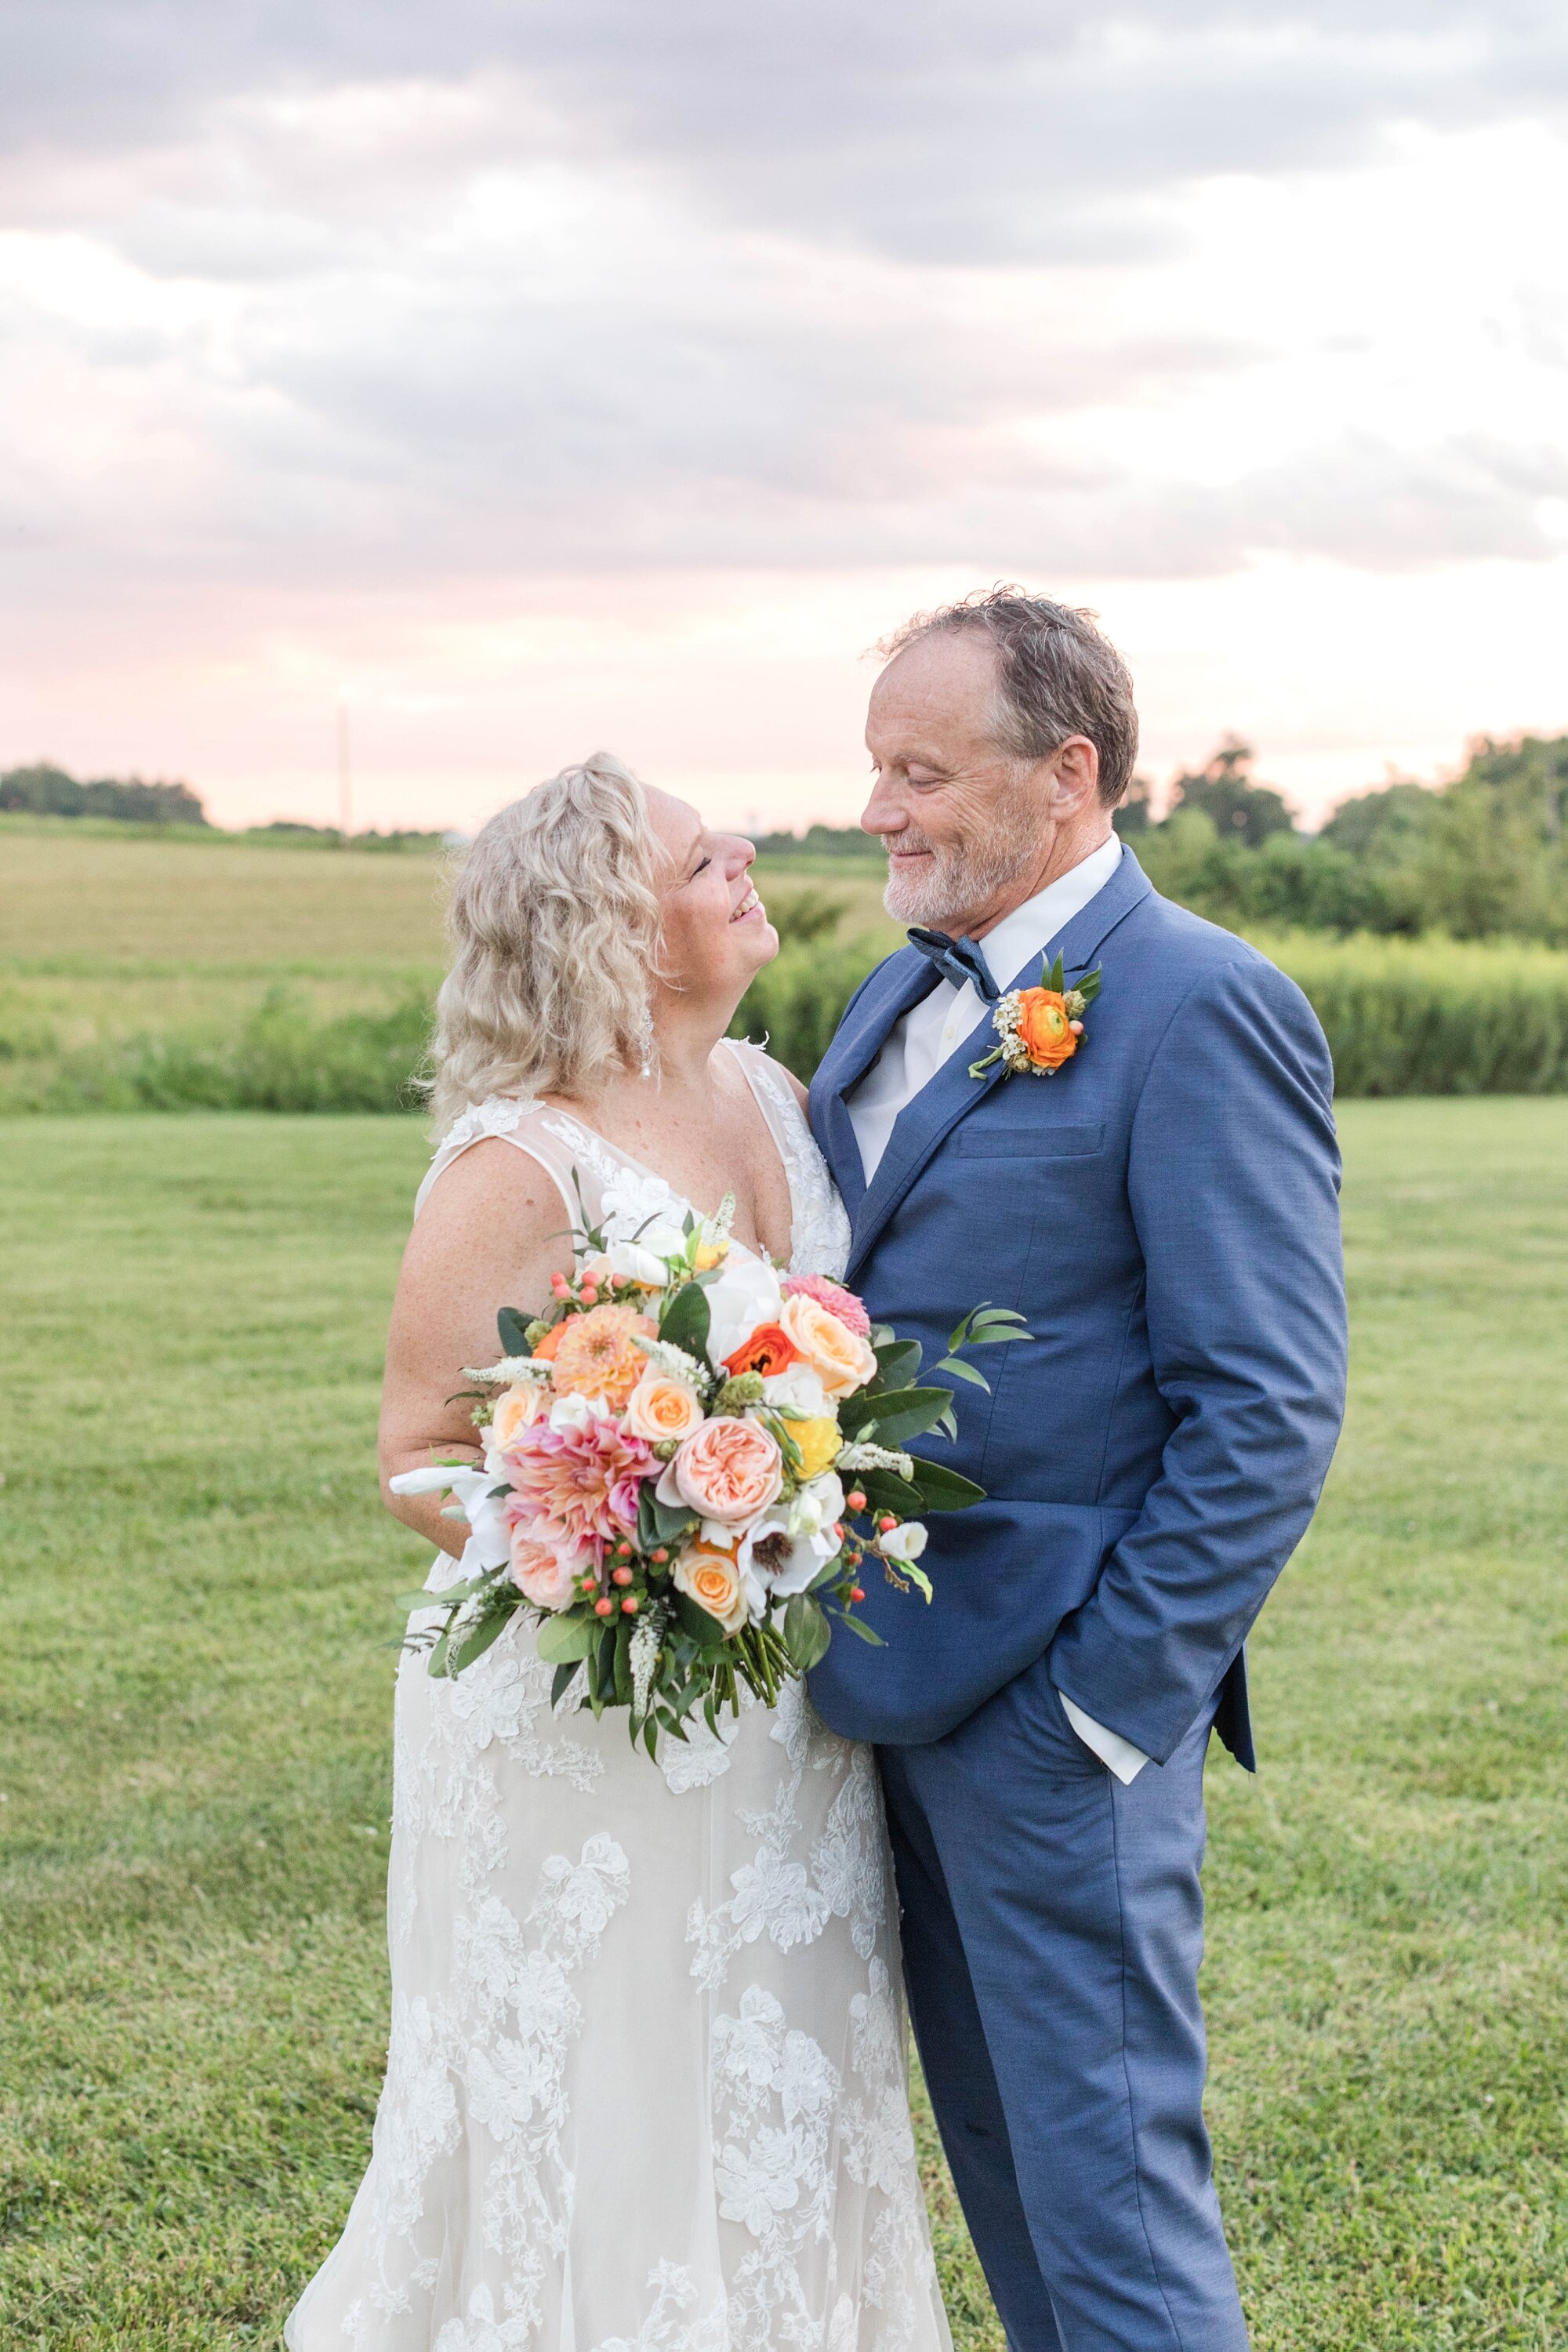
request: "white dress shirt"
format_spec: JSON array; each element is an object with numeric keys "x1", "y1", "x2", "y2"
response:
[{"x1": 846, "y1": 833, "x2": 1149, "y2": 1784}]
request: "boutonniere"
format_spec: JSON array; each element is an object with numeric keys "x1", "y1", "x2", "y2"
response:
[{"x1": 969, "y1": 953, "x2": 1102, "y2": 1080}]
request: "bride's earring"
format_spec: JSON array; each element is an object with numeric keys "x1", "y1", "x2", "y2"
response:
[{"x1": 637, "y1": 1004, "x2": 655, "y2": 1081}]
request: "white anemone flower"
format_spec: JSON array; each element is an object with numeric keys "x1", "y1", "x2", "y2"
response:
[{"x1": 737, "y1": 1470, "x2": 847, "y2": 1606}]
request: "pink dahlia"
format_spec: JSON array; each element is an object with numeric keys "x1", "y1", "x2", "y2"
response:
[
  {"x1": 781, "y1": 1272, "x2": 872, "y2": 1338},
  {"x1": 502, "y1": 1415, "x2": 653, "y2": 1558}
]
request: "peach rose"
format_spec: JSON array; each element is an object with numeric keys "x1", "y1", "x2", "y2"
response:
[
  {"x1": 508, "y1": 1523, "x2": 585, "y2": 1610},
  {"x1": 673, "y1": 1542, "x2": 748, "y2": 1632},
  {"x1": 779, "y1": 1292, "x2": 879, "y2": 1400},
  {"x1": 785, "y1": 1413, "x2": 841, "y2": 1481},
  {"x1": 549, "y1": 1302, "x2": 656, "y2": 1410},
  {"x1": 1014, "y1": 988, "x2": 1078, "y2": 1071},
  {"x1": 624, "y1": 1370, "x2": 705, "y2": 1443},
  {"x1": 492, "y1": 1380, "x2": 548, "y2": 1450},
  {"x1": 661, "y1": 1415, "x2": 783, "y2": 1523}
]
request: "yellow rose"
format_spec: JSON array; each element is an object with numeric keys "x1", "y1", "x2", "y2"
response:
[
  {"x1": 673, "y1": 1542, "x2": 748, "y2": 1633},
  {"x1": 694, "y1": 1238, "x2": 729, "y2": 1271},
  {"x1": 786, "y1": 1414, "x2": 841, "y2": 1481},
  {"x1": 623, "y1": 1370, "x2": 706, "y2": 1443},
  {"x1": 779, "y1": 1292, "x2": 879, "y2": 1400}
]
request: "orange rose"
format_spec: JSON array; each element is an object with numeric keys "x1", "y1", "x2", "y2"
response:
[
  {"x1": 532, "y1": 1319, "x2": 567, "y2": 1363},
  {"x1": 492, "y1": 1380, "x2": 548, "y2": 1449},
  {"x1": 779, "y1": 1292, "x2": 879, "y2": 1400},
  {"x1": 673, "y1": 1541, "x2": 748, "y2": 1632},
  {"x1": 662, "y1": 1415, "x2": 783, "y2": 1523},
  {"x1": 723, "y1": 1321, "x2": 803, "y2": 1380},
  {"x1": 623, "y1": 1370, "x2": 705, "y2": 1443},
  {"x1": 549, "y1": 1302, "x2": 656, "y2": 1410},
  {"x1": 1014, "y1": 988, "x2": 1078, "y2": 1070}
]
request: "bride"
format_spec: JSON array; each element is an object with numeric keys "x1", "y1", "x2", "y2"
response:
[{"x1": 286, "y1": 756, "x2": 951, "y2": 2352}]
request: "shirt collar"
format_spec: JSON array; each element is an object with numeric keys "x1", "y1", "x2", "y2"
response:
[{"x1": 975, "y1": 835, "x2": 1124, "y2": 991}]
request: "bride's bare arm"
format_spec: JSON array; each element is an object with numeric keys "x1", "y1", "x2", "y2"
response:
[{"x1": 379, "y1": 1140, "x2": 576, "y2": 1557}]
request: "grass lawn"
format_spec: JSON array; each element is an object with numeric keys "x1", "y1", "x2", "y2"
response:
[{"x1": 1, "y1": 1102, "x2": 1566, "y2": 2348}]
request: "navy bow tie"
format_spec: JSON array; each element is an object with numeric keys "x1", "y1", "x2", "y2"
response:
[{"x1": 906, "y1": 927, "x2": 1001, "y2": 1004}]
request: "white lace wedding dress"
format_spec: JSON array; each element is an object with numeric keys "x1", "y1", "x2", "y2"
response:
[{"x1": 286, "y1": 1041, "x2": 952, "y2": 2352}]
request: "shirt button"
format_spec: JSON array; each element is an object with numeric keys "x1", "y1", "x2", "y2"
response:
[{"x1": 943, "y1": 1022, "x2": 955, "y2": 1040}]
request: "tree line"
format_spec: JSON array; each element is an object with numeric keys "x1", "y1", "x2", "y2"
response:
[
  {"x1": 759, "y1": 732, "x2": 1568, "y2": 944},
  {"x1": 2, "y1": 761, "x2": 209, "y2": 826}
]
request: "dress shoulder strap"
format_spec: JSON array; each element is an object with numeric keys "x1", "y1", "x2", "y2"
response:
[
  {"x1": 413, "y1": 1094, "x2": 688, "y2": 1241},
  {"x1": 721, "y1": 1040, "x2": 850, "y2": 1278}
]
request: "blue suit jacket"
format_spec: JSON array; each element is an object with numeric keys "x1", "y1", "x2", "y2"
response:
[{"x1": 807, "y1": 849, "x2": 1348, "y2": 1766}]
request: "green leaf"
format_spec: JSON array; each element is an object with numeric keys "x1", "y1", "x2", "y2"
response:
[
  {"x1": 782, "y1": 1595, "x2": 832, "y2": 1672},
  {"x1": 850, "y1": 1386, "x2": 958, "y2": 1446},
  {"x1": 1044, "y1": 950, "x2": 1065, "y2": 992},
  {"x1": 869, "y1": 1338, "x2": 923, "y2": 1392},
  {"x1": 496, "y1": 1305, "x2": 532, "y2": 1356},
  {"x1": 674, "y1": 1592, "x2": 731, "y2": 1651},
  {"x1": 613, "y1": 1620, "x2": 633, "y2": 1705},
  {"x1": 448, "y1": 1605, "x2": 515, "y2": 1675},
  {"x1": 904, "y1": 1456, "x2": 985, "y2": 1509},
  {"x1": 931, "y1": 1355, "x2": 991, "y2": 1390},
  {"x1": 903, "y1": 1563, "x2": 934, "y2": 1602},
  {"x1": 835, "y1": 1391, "x2": 884, "y2": 1437},
  {"x1": 536, "y1": 1613, "x2": 598, "y2": 1664},
  {"x1": 1075, "y1": 964, "x2": 1103, "y2": 1004},
  {"x1": 855, "y1": 1468, "x2": 923, "y2": 1515},
  {"x1": 637, "y1": 1484, "x2": 697, "y2": 1551},
  {"x1": 832, "y1": 1608, "x2": 887, "y2": 1646},
  {"x1": 659, "y1": 1278, "x2": 712, "y2": 1359},
  {"x1": 550, "y1": 1661, "x2": 583, "y2": 1710}
]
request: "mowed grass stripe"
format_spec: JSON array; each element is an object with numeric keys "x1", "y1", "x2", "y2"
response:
[{"x1": 1, "y1": 1103, "x2": 1566, "y2": 2346}]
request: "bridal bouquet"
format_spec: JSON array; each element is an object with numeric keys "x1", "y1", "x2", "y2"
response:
[{"x1": 391, "y1": 1185, "x2": 1018, "y2": 1756}]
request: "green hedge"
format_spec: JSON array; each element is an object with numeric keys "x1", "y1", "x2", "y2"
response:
[
  {"x1": 9, "y1": 989, "x2": 431, "y2": 1114},
  {"x1": 732, "y1": 930, "x2": 1568, "y2": 1098},
  {"x1": 5, "y1": 935, "x2": 1568, "y2": 1112}
]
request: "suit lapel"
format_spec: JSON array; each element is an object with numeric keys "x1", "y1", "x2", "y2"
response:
[
  {"x1": 844, "y1": 849, "x2": 1154, "y2": 1282},
  {"x1": 811, "y1": 951, "x2": 937, "y2": 1219}
]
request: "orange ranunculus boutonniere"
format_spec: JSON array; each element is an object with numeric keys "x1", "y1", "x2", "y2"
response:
[{"x1": 970, "y1": 953, "x2": 1102, "y2": 1082}]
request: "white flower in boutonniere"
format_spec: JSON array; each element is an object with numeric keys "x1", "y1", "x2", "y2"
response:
[{"x1": 969, "y1": 952, "x2": 1102, "y2": 1080}]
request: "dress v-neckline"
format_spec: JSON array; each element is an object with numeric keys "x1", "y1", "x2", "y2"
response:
[{"x1": 539, "y1": 1039, "x2": 793, "y2": 1266}]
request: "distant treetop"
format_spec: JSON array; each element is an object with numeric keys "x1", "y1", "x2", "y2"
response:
[{"x1": 0, "y1": 761, "x2": 208, "y2": 826}]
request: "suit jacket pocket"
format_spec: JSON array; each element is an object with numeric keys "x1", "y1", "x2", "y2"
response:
[{"x1": 956, "y1": 1123, "x2": 1105, "y2": 1160}]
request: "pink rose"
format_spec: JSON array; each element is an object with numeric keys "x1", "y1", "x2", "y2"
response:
[
  {"x1": 506, "y1": 1519, "x2": 586, "y2": 1610},
  {"x1": 659, "y1": 1415, "x2": 783, "y2": 1525}
]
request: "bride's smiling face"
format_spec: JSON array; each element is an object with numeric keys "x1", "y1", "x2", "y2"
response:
[{"x1": 647, "y1": 787, "x2": 777, "y2": 1000}]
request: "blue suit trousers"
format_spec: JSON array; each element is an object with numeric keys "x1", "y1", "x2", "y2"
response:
[{"x1": 879, "y1": 1661, "x2": 1248, "y2": 2352}]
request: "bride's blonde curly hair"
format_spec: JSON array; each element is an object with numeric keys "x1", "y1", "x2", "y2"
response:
[{"x1": 427, "y1": 753, "x2": 665, "y2": 1136}]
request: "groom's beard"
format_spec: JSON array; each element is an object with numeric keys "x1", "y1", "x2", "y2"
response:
[{"x1": 880, "y1": 825, "x2": 1042, "y2": 932}]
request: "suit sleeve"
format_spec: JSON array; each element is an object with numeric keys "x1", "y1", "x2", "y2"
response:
[{"x1": 1047, "y1": 953, "x2": 1348, "y2": 1764}]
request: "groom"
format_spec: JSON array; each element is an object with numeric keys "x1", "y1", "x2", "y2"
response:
[{"x1": 808, "y1": 590, "x2": 1347, "y2": 2352}]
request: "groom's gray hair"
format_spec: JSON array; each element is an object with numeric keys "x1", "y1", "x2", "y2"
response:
[{"x1": 877, "y1": 586, "x2": 1139, "y2": 808}]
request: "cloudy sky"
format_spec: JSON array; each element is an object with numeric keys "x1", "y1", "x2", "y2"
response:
[{"x1": 3, "y1": 2, "x2": 1566, "y2": 833}]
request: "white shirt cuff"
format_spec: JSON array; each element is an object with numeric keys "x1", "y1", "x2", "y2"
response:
[{"x1": 1059, "y1": 1692, "x2": 1151, "y2": 1784}]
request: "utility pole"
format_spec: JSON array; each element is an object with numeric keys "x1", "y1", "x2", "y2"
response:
[{"x1": 337, "y1": 697, "x2": 352, "y2": 844}]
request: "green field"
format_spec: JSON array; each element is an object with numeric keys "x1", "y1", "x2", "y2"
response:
[{"x1": 1, "y1": 1102, "x2": 1566, "y2": 2347}]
